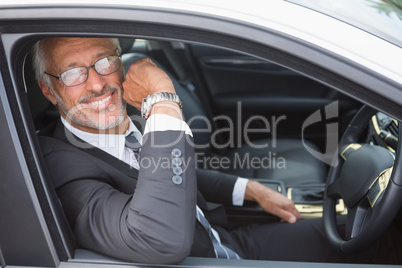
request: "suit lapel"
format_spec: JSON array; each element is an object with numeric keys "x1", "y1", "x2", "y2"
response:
[{"x1": 52, "y1": 119, "x2": 139, "y2": 179}]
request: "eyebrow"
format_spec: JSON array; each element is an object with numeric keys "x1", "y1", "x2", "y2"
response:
[{"x1": 62, "y1": 50, "x2": 115, "y2": 71}]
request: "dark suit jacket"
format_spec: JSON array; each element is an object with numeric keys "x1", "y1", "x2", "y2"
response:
[{"x1": 38, "y1": 119, "x2": 238, "y2": 262}]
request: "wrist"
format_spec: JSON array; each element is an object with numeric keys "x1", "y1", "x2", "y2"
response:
[
  {"x1": 244, "y1": 180, "x2": 263, "y2": 202},
  {"x1": 149, "y1": 101, "x2": 183, "y2": 120}
]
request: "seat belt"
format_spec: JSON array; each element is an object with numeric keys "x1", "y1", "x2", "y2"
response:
[{"x1": 154, "y1": 41, "x2": 196, "y2": 93}]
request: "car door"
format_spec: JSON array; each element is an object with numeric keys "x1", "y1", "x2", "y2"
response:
[
  {"x1": 0, "y1": 69, "x2": 66, "y2": 267},
  {"x1": 1, "y1": 1, "x2": 401, "y2": 267}
]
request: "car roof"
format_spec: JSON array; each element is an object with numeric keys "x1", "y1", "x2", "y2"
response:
[
  {"x1": 1, "y1": 0, "x2": 401, "y2": 105},
  {"x1": 2, "y1": 0, "x2": 402, "y2": 49},
  {"x1": 289, "y1": 0, "x2": 402, "y2": 49}
]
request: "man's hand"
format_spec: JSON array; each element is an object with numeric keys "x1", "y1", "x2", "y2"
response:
[
  {"x1": 122, "y1": 58, "x2": 182, "y2": 119},
  {"x1": 244, "y1": 180, "x2": 302, "y2": 224},
  {"x1": 122, "y1": 58, "x2": 175, "y2": 109}
]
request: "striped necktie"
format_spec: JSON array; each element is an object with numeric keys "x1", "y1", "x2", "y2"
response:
[
  {"x1": 125, "y1": 132, "x2": 141, "y2": 160},
  {"x1": 196, "y1": 207, "x2": 241, "y2": 259}
]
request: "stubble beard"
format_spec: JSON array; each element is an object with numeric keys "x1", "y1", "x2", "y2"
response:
[{"x1": 51, "y1": 85, "x2": 127, "y2": 130}]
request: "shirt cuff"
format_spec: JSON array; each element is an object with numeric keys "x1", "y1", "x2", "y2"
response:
[
  {"x1": 232, "y1": 177, "x2": 249, "y2": 206},
  {"x1": 143, "y1": 114, "x2": 193, "y2": 137}
]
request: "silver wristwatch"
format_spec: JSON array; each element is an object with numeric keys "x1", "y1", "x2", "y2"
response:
[{"x1": 141, "y1": 92, "x2": 183, "y2": 119}]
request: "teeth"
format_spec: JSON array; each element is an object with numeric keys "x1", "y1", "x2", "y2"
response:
[{"x1": 88, "y1": 95, "x2": 111, "y2": 106}]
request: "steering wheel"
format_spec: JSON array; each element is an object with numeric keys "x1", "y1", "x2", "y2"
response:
[{"x1": 323, "y1": 105, "x2": 402, "y2": 253}]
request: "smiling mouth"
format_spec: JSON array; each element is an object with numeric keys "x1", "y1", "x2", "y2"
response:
[
  {"x1": 87, "y1": 94, "x2": 112, "y2": 106},
  {"x1": 82, "y1": 91, "x2": 116, "y2": 110}
]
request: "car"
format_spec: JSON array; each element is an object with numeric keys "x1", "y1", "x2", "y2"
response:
[{"x1": 0, "y1": 0, "x2": 401, "y2": 267}]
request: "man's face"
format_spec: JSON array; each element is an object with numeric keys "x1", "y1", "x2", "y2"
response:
[{"x1": 41, "y1": 37, "x2": 127, "y2": 133}]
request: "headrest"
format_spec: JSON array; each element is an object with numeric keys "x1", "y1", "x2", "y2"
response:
[
  {"x1": 24, "y1": 54, "x2": 54, "y2": 127},
  {"x1": 119, "y1": 38, "x2": 135, "y2": 54}
]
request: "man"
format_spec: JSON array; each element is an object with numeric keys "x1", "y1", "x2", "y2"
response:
[
  {"x1": 32, "y1": 37, "x2": 399, "y2": 265},
  {"x1": 35, "y1": 37, "x2": 197, "y2": 263}
]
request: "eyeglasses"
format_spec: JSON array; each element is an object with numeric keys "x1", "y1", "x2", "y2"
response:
[{"x1": 44, "y1": 55, "x2": 122, "y2": 87}]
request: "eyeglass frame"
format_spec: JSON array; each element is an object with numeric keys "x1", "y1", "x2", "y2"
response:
[{"x1": 44, "y1": 54, "x2": 122, "y2": 87}]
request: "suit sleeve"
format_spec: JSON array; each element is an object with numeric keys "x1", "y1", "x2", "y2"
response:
[
  {"x1": 195, "y1": 168, "x2": 237, "y2": 205},
  {"x1": 43, "y1": 130, "x2": 196, "y2": 264}
]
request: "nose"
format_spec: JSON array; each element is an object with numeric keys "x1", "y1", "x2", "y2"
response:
[{"x1": 84, "y1": 67, "x2": 106, "y2": 92}]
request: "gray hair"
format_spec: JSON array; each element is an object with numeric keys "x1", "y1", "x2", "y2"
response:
[
  {"x1": 31, "y1": 39, "x2": 51, "y2": 88},
  {"x1": 31, "y1": 37, "x2": 122, "y2": 88}
]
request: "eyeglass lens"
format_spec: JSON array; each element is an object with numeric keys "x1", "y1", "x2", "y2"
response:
[{"x1": 60, "y1": 55, "x2": 121, "y2": 87}]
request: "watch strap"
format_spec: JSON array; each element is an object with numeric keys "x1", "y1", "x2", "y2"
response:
[{"x1": 141, "y1": 92, "x2": 182, "y2": 119}]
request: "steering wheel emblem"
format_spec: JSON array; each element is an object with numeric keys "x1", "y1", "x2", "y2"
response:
[{"x1": 340, "y1": 143, "x2": 362, "y2": 160}]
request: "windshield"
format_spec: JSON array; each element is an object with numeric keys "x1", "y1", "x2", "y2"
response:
[{"x1": 288, "y1": 0, "x2": 402, "y2": 48}]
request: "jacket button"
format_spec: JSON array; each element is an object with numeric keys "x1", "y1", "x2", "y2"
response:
[
  {"x1": 173, "y1": 166, "x2": 183, "y2": 175},
  {"x1": 171, "y1": 148, "x2": 182, "y2": 157},
  {"x1": 172, "y1": 157, "x2": 183, "y2": 167},
  {"x1": 172, "y1": 175, "x2": 183, "y2": 185}
]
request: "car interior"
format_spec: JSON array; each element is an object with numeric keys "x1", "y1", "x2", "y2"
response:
[{"x1": 13, "y1": 35, "x2": 400, "y2": 265}]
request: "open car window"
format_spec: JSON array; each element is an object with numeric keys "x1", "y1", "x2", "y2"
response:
[{"x1": 0, "y1": 1, "x2": 401, "y2": 267}]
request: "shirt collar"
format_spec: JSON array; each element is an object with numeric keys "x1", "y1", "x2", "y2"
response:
[{"x1": 60, "y1": 116, "x2": 142, "y2": 160}]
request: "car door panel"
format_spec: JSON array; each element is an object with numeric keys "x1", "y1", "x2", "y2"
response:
[{"x1": 188, "y1": 44, "x2": 360, "y2": 150}]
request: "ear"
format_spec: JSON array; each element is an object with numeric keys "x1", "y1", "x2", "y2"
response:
[{"x1": 38, "y1": 80, "x2": 58, "y2": 105}]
